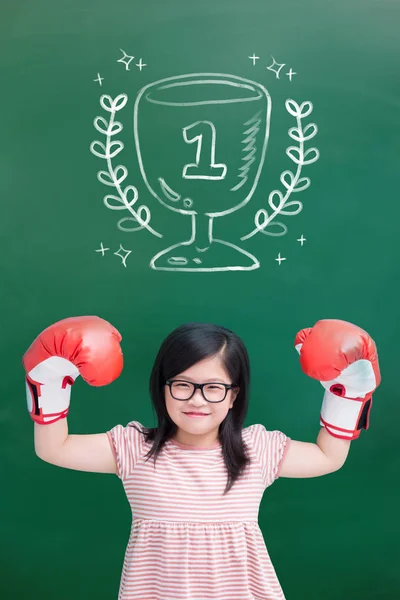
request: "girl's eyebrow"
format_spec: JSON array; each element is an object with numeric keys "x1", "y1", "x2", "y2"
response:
[{"x1": 176, "y1": 376, "x2": 226, "y2": 383}]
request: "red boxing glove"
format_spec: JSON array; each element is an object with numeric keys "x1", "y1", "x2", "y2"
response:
[
  {"x1": 294, "y1": 319, "x2": 381, "y2": 440},
  {"x1": 23, "y1": 316, "x2": 123, "y2": 425}
]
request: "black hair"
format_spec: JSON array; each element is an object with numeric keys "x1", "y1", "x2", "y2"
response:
[{"x1": 129, "y1": 322, "x2": 252, "y2": 495}]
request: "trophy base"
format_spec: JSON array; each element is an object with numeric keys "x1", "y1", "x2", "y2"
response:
[{"x1": 150, "y1": 239, "x2": 259, "y2": 272}]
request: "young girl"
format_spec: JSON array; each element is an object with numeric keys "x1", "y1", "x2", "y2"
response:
[{"x1": 24, "y1": 315, "x2": 380, "y2": 600}]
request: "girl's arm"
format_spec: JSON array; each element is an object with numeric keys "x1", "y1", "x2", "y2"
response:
[
  {"x1": 279, "y1": 427, "x2": 350, "y2": 478},
  {"x1": 24, "y1": 315, "x2": 123, "y2": 474},
  {"x1": 35, "y1": 418, "x2": 117, "y2": 474},
  {"x1": 279, "y1": 319, "x2": 380, "y2": 478}
]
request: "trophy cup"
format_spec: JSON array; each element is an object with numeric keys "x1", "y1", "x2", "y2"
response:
[{"x1": 134, "y1": 73, "x2": 271, "y2": 271}]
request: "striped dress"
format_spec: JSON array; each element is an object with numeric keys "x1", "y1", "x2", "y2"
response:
[{"x1": 107, "y1": 421, "x2": 291, "y2": 600}]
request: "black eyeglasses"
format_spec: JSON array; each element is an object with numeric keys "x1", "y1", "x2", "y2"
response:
[{"x1": 165, "y1": 379, "x2": 237, "y2": 403}]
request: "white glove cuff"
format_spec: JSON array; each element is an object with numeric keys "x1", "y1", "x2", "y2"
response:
[
  {"x1": 320, "y1": 389, "x2": 366, "y2": 440},
  {"x1": 26, "y1": 357, "x2": 80, "y2": 424}
]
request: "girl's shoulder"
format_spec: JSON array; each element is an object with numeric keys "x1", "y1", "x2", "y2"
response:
[{"x1": 243, "y1": 423, "x2": 289, "y2": 449}]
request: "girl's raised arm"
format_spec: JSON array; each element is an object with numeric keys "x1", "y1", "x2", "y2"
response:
[
  {"x1": 34, "y1": 419, "x2": 117, "y2": 474},
  {"x1": 24, "y1": 315, "x2": 123, "y2": 474}
]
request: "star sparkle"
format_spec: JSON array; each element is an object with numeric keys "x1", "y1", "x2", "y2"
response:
[
  {"x1": 266, "y1": 56, "x2": 286, "y2": 79},
  {"x1": 117, "y1": 49, "x2": 135, "y2": 71},
  {"x1": 114, "y1": 244, "x2": 132, "y2": 267}
]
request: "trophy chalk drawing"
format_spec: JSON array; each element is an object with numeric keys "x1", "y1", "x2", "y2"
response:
[{"x1": 90, "y1": 68, "x2": 319, "y2": 272}]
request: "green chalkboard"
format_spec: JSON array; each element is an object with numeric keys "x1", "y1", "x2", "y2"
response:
[{"x1": 1, "y1": 0, "x2": 399, "y2": 598}]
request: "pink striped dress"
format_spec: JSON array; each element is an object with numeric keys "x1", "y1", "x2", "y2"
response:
[{"x1": 107, "y1": 421, "x2": 291, "y2": 600}]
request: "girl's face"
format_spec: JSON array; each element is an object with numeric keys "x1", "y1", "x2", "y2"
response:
[{"x1": 165, "y1": 354, "x2": 239, "y2": 447}]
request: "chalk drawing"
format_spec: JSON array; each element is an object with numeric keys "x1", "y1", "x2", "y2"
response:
[
  {"x1": 136, "y1": 59, "x2": 147, "y2": 71},
  {"x1": 241, "y1": 99, "x2": 319, "y2": 240},
  {"x1": 182, "y1": 121, "x2": 227, "y2": 180},
  {"x1": 275, "y1": 253, "x2": 286, "y2": 265},
  {"x1": 286, "y1": 69, "x2": 297, "y2": 81},
  {"x1": 134, "y1": 73, "x2": 271, "y2": 271},
  {"x1": 114, "y1": 244, "x2": 131, "y2": 267},
  {"x1": 94, "y1": 73, "x2": 104, "y2": 86},
  {"x1": 95, "y1": 243, "x2": 110, "y2": 255},
  {"x1": 90, "y1": 94, "x2": 161, "y2": 237},
  {"x1": 117, "y1": 49, "x2": 135, "y2": 71},
  {"x1": 90, "y1": 68, "x2": 319, "y2": 272},
  {"x1": 249, "y1": 54, "x2": 260, "y2": 66},
  {"x1": 266, "y1": 56, "x2": 286, "y2": 79},
  {"x1": 297, "y1": 235, "x2": 306, "y2": 246}
]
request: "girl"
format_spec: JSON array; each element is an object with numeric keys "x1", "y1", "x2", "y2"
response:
[{"x1": 24, "y1": 315, "x2": 380, "y2": 600}]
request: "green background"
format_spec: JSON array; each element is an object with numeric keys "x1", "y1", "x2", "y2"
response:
[{"x1": 1, "y1": 0, "x2": 398, "y2": 598}]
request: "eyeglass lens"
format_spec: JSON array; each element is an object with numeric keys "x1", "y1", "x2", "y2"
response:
[{"x1": 170, "y1": 381, "x2": 227, "y2": 402}]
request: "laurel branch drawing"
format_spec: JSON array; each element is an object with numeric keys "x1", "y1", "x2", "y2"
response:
[
  {"x1": 241, "y1": 99, "x2": 319, "y2": 240},
  {"x1": 90, "y1": 94, "x2": 162, "y2": 238}
]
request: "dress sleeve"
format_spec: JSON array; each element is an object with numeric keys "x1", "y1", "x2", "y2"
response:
[
  {"x1": 106, "y1": 420, "x2": 144, "y2": 481},
  {"x1": 249, "y1": 423, "x2": 291, "y2": 489}
]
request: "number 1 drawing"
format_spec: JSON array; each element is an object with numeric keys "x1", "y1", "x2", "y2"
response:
[{"x1": 182, "y1": 121, "x2": 227, "y2": 180}]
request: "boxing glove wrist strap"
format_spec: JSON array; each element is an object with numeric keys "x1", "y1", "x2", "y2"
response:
[
  {"x1": 26, "y1": 357, "x2": 80, "y2": 425},
  {"x1": 320, "y1": 389, "x2": 372, "y2": 441}
]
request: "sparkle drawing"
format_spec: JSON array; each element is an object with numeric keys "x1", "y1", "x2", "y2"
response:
[
  {"x1": 248, "y1": 54, "x2": 260, "y2": 66},
  {"x1": 297, "y1": 235, "x2": 306, "y2": 246},
  {"x1": 117, "y1": 49, "x2": 135, "y2": 71},
  {"x1": 94, "y1": 73, "x2": 104, "y2": 86},
  {"x1": 136, "y1": 59, "x2": 147, "y2": 71},
  {"x1": 286, "y1": 69, "x2": 297, "y2": 81},
  {"x1": 275, "y1": 253, "x2": 286, "y2": 265},
  {"x1": 95, "y1": 243, "x2": 110, "y2": 255},
  {"x1": 266, "y1": 56, "x2": 286, "y2": 79},
  {"x1": 114, "y1": 244, "x2": 132, "y2": 267}
]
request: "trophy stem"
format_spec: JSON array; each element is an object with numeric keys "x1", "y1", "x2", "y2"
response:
[
  {"x1": 193, "y1": 213, "x2": 212, "y2": 250},
  {"x1": 150, "y1": 211, "x2": 259, "y2": 271}
]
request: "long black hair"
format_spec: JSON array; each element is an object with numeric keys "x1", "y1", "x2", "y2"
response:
[{"x1": 129, "y1": 322, "x2": 252, "y2": 495}]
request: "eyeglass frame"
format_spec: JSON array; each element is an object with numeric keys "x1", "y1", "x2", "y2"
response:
[{"x1": 165, "y1": 379, "x2": 238, "y2": 403}]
